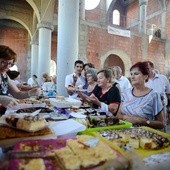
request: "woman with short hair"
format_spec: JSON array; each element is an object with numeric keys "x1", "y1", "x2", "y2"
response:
[
  {"x1": 117, "y1": 61, "x2": 164, "y2": 129},
  {"x1": 78, "y1": 69, "x2": 121, "y2": 115}
]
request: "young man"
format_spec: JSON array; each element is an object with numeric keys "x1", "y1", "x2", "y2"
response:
[{"x1": 65, "y1": 60, "x2": 86, "y2": 98}]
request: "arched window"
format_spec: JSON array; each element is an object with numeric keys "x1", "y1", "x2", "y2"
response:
[
  {"x1": 50, "y1": 60, "x2": 56, "y2": 76},
  {"x1": 113, "y1": 9, "x2": 120, "y2": 25},
  {"x1": 85, "y1": 0, "x2": 100, "y2": 10}
]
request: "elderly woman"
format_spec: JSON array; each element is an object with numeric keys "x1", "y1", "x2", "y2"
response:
[
  {"x1": 0, "y1": 45, "x2": 41, "y2": 114},
  {"x1": 82, "y1": 68, "x2": 97, "y2": 96},
  {"x1": 117, "y1": 62, "x2": 164, "y2": 129},
  {"x1": 78, "y1": 69, "x2": 121, "y2": 115}
]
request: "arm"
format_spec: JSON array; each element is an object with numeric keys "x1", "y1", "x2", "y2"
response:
[
  {"x1": 16, "y1": 83, "x2": 33, "y2": 91},
  {"x1": 65, "y1": 74, "x2": 77, "y2": 96},
  {"x1": 8, "y1": 77, "x2": 40, "y2": 99},
  {"x1": 87, "y1": 94, "x2": 120, "y2": 115},
  {"x1": 117, "y1": 111, "x2": 164, "y2": 129},
  {"x1": 0, "y1": 95, "x2": 18, "y2": 108},
  {"x1": 77, "y1": 91, "x2": 90, "y2": 103}
]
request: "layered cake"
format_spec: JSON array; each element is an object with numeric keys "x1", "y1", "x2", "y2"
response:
[
  {"x1": 5, "y1": 115, "x2": 47, "y2": 132},
  {"x1": 99, "y1": 128, "x2": 170, "y2": 150}
]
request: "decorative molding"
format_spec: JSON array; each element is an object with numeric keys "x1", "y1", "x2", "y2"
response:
[
  {"x1": 139, "y1": 0, "x2": 148, "y2": 6},
  {"x1": 37, "y1": 21, "x2": 54, "y2": 30}
]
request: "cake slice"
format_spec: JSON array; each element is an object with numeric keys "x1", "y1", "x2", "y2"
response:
[
  {"x1": 16, "y1": 115, "x2": 47, "y2": 132},
  {"x1": 19, "y1": 159, "x2": 45, "y2": 170},
  {"x1": 54, "y1": 146, "x2": 81, "y2": 170}
]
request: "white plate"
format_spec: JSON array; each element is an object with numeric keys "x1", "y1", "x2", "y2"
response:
[
  {"x1": 70, "y1": 112, "x2": 86, "y2": 119},
  {"x1": 49, "y1": 119, "x2": 86, "y2": 136},
  {"x1": 49, "y1": 97, "x2": 82, "y2": 108}
]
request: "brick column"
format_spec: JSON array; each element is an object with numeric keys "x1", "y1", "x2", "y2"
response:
[
  {"x1": 57, "y1": 0, "x2": 79, "y2": 96},
  {"x1": 37, "y1": 22, "x2": 54, "y2": 84},
  {"x1": 30, "y1": 40, "x2": 38, "y2": 77}
]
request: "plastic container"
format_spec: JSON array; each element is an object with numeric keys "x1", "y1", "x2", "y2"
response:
[{"x1": 80, "y1": 120, "x2": 132, "y2": 134}]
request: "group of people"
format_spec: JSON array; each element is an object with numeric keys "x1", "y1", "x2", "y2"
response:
[
  {"x1": 65, "y1": 59, "x2": 170, "y2": 130},
  {"x1": 0, "y1": 45, "x2": 169, "y2": 130}
]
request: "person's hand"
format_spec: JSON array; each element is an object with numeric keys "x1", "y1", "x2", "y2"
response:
[
  {"x1": 73, "y1": 73, "x2": 78, "y2": 85},
  {"x1": 28, "y1": 87, "x2": 41, "y2": 97},
  {"x1": 0, "y1": 96, "x2": 18, "y2": 108},
  {"x1": 88, "y1": 94, "x2": 101, "y2": 106}
]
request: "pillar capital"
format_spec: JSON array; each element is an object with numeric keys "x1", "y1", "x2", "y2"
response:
[
  {"x1": 139, "y1": 0, "x2": 148, "y2": 6},
  {"x1": 37, "y1": 21, "x2": 54, "y2": 31},
  {"x1": 30, "y1": 39, "x2": 38, "y2": 45}
]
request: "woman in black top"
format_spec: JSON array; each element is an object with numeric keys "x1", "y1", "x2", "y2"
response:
[{"x1": 77, "y1": 69, "x2": 121, "y2": 115}]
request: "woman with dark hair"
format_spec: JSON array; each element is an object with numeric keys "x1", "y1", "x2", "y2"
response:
[
  {"x1": 117, "y1": 62, "x2": 164, "y2": 129},
  {"x1": 0, "y1": 45, "x2": 41, "y2": 114},
  {"x1": 77, "y1": 69, "x2": 121, "y2": 115},
  {"x1": 83, "y1": 63, "x2": 95, "y2": 72}
]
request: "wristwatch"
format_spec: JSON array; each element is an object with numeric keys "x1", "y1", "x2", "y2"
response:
[{"x1": 146, "y1": 120, "x2": 151, "y2": 125}]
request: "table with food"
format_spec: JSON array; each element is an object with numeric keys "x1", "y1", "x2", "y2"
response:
[{"x1": 0, "y1": 95, "x2": 170, "y2": 170}]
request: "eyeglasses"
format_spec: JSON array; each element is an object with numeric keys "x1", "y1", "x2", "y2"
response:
[
  {"x1": 86, "y1": 74, "x2": 92, "y2": 78},
  {"x1": 1, "y1": 60, "x2": 14, "y2": 67}
]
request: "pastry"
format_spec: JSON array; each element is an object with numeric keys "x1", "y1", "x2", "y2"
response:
[
  {"x1": 99, "y1": 128, "x2": 170, "y2": 150},
  {"x1": 5, "y1": 115, "x2": 47, "y2": 132},
  {"x1": 19, "y1": 159, "x2": 45, "y2": 170}
]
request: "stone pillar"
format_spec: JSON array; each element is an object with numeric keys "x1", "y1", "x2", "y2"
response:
[
  {"x1": 37, "y1": 22, "x2": 54, "y2": 84},
  {"x1": 30, "y1": 40, "x2": 38, "y2": 77},
  {"x1": 57, "y1": 0, "x2": 79, "y2": 96},
  {"x1": 139, "y1": 0, "x2": 148, "y2": 34},
  {"x1": 79, "y1": 0, "x2": 85, "y2": 20}
]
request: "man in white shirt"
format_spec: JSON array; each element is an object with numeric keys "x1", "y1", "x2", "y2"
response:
[
  {"x1": 27, "y1": 75, "x2": 39, "y2": 87},
  {"x1": 145, "y1": 61, "x2": 170, "y2": 131},
  {"x1": 112, "y1": 66, "x2": 132, "y2": 93},
  {"x1": 145, "y1": 61, "x2": 170, "y2": 104},
  {"x1": 65, "y1": 60, "x2": 86, "y2": 98}
]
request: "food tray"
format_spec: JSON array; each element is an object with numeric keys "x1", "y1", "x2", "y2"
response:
[
  {"x1": 8, "y1": 136, "x2": 124, "y2": 170},
  {"x1": 8, "y1": 138, "x2": 70, "y2": 170},
  {"x1": 80, "y1": 120, "x2": 132, "y2": 134},
  {"x1": 16, "y1": 107, "x2": 53, "y2": 113},
  {"x1": 92, "y1": 126, "x2": 170, "y2": 158},
  {"x1": 135, "y1": 127, "x2": 170, "y2": 157}
]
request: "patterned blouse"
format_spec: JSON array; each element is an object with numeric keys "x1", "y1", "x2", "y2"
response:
[
  {"x1": 0, "y1": 73, "x2": 9, "y2": 95},
  {"x1": 121, "y1": 88, "x2": 163, "y2": 120}
]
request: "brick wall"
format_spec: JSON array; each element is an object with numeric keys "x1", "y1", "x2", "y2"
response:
[
  {"x1": 0, "y1": 26, "x2": 29, "y2": 81},
  {"x1": 81, "y1": 0, "x2": 170, "y2": 75}
]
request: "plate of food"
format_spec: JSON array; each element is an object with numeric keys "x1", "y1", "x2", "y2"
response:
[
  {"x1": 96, "y1": 127, "x2": 170, "y2": 158},
  {"x1": 49, "y1": 97, "x2": 82, "y2": 108},
  {"x1": 0, "y1": 114, "x2": 48, "y2": 132},
  {"x1": 16, "y1": 107, "x2": 54, "y2": 114},
  {"x1": 8, "y1": 135, "x2": 130, "y2": 170}
]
